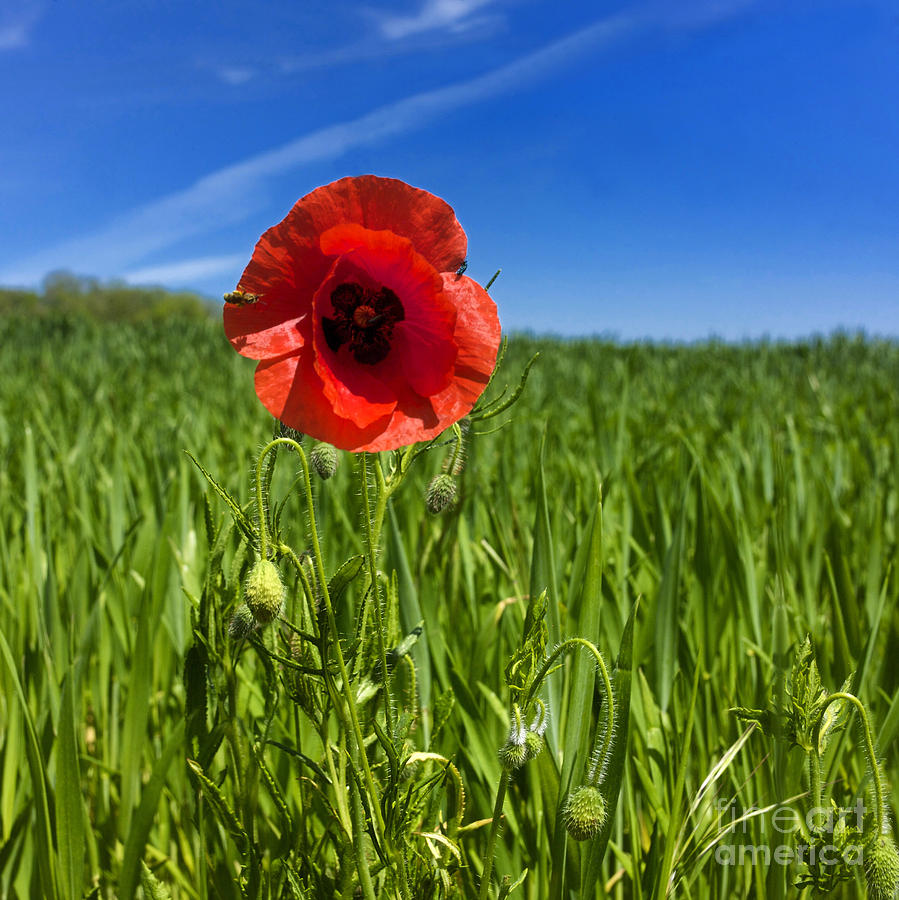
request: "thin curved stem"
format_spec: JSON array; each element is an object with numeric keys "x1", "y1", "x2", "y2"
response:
[
  {"x1": 524, "y1": 637, "x2": 616, "y2": 781},
  {"x1": 820, "y1": 692, "x2": 884, "y2": 833}
]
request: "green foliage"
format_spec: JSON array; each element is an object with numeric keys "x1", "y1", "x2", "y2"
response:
[
  {"x1": 0, "y1": 270, "x2": 213, "y2": 322},
  {"x1": 0, "y1": 315, "x2": 898, "y2": 898}
]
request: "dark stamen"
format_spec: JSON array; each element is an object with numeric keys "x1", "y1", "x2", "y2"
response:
[{"x1": 324, "y1": 282, "x2": 404, "y2": 365}]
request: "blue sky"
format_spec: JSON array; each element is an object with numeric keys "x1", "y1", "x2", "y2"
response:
[{"x1": 0, "y1": 0, "x2": 896, "y2": 339}]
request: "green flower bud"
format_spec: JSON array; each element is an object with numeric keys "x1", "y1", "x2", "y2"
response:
[
  {"x1": 498, "y1": 738, "x2": 529, "y2": 771},
  {"x1": 564, "y1": 785, "x2": 607, "y2": 841},
  {"x1": 245, "y1": 558, "x2": 284, "y2": 624},
  {"x1": 228, "y1": 603, "x2": 257, "y2": 639},
  {"x1": 865, "y1": 835, "x2": 899, "y2": 900},
  {"x1": 524, "y1": 730, "x2": 544, "y2": 761},
  {"x1": 277, "y1": 422, "x2": 304, "y2": 444},
  {"x1": 426, "y1": 473, "x2": 457, "y2": 514},
  {"x1": 310, "y1": 442, "x2": 339, "y2": 479}
]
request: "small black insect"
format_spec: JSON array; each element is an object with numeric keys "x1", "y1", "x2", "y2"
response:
[{"x1": 455, "y1": 258, "x2": 468, "y2": 278}]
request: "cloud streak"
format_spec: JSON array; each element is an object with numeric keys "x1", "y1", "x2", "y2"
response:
[
  {"x1": 0, "y1": 0, "x2": 754, "y2": 287},
  {"x1": 123, "y1": 254, "x2": 248, "y2": 285},
  {"x1": 0, "y1": 3, "x2": 43, "y2": 51},
  {"x1": 376, "y1": 0, "x2": 501, "y2": 40}
]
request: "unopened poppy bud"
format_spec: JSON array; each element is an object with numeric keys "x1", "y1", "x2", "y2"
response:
[
  {"x1": 498, "y1": 738, "x2": 529, "y2": 771},
  {"x1": 426, "y1": 473, "x2": 456, "y2": 514},
  {"x1": 245, "y1": 558, "x2": 284, "y2": 624},
  {"x1": 229, "y1": 603, "x2": 257, "y2": 639},
  {"x1": 865, "y1": 835, "x2": 899, "y2": 900},
  {"x1": 524, "y1": 730, "x2": 543, "y2": 761},
  {"x1": 277, "y1": 422, "x2": 304, "y2": 444},
  {"x1": 310, "y1": 442, "x2": 339, "y2": 480},
  {"x1": 564, "y1": 785, "x2": 607, "y2": 841}
]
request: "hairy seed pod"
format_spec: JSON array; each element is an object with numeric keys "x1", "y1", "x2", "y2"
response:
[
  {"x1": 228, "y1": 604, "x2": 256, "y2": 639},
  {"x1": 865, "y1": 835, "x2": 899, "y2": 900},
  {"x1": 524, "y1": 730, "x2": 544, "y2": 761},
  {"x1": 498, "y1": 738, "x2": 529, "y2": 771},
  {"x1": 245, "y1": 558, "x2": 284, "y2": 624},
  {"x1": 564, "y1": 785, "x2": 607, "y2": 841},
  {"x1": 310, "y1": 442, "x2": 339, "y2": 479},
  {"x1": 277, "y1": 422, "x2": 304, "y2": 444},
  {"x1": 426, "y1": 473, "x2": 457, "y2": 514}
]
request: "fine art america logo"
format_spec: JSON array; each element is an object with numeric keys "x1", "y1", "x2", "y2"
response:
[{"x1": 714, "y1": 799, "x2": 867, "y2": 870}]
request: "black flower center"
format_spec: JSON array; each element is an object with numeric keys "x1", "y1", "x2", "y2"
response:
[{"x1": 322, "y1": 282, "x2": 405, "y2": 365}]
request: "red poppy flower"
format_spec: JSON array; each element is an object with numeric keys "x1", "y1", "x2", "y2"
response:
[{"x1": 224, "y1": 175, "x2": 501, "y2": 452}]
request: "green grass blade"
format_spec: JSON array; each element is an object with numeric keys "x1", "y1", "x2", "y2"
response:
[
  {"x1": 654, "y1": 469, "x2": 690, "y2": 714},
  {"x1": 653, "y1": 652, "x2": 702, "y2": 898},
  {"x1": 55, "y1": 672, "x2": 85, "y2": 899},
  {"x1": 0, "y1": 627, "x2": 60, "y2": 900},
  {"x1": 118, "y1": 719, "x2": 186, "y2": 899},
  {"x1": 529, "y1": 432, "x2": 561, "y2": 752}
]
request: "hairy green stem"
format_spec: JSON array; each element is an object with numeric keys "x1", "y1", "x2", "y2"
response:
[
  {"x1": 809, "y1": 752, "x2": 822, "y2": 813},
  {"x1": 254, "y1": 443, "x2": 274, "y2": 559},
  {"x1": 360, "y1": 452, "x2": 394, "y2": 734},
  {"x1": 349, "y1": 776, "x2": 377, "y2": 900},
  {"x1": 258, "y1": 441, "x2": 390, "y2": 869},
  {"x1": 524, "y1": 637, "x2": 615, "y2": 782},
  {"x1": 258, "y1": 438, "x2": 414, "y2": 900},
  {"x1": 820, "y1": 692, "x2": 885, "y2": 833}
]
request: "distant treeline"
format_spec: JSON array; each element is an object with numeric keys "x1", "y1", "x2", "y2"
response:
[{"x1": 0, "y1": 271, "x2": 216, "y2": 322}]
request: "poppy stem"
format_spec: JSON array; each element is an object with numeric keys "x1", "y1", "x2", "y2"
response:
[
  {"x1": 254, "y1": 446, "x2": 272, "y2": 560},
  {"x1": 360, "y1": 453, "x2": 395, "y2": 736},
  {"x1": 524, "y1": 637, "x2": 616, "y2": 784},
  {"x1": 259, "y1": 438, "x2": 393, "y2": 874},
  {"x1": 820, "y1": 691, "x2": 885, "y2": 834}
]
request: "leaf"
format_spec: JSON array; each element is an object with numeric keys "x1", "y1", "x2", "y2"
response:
[
  {"x1": 184, "y1": 450, "x2": 256, "y2": 546},
  {"x1": 528, "y1": 433, "x2": 560, "y2": 748},
  {"x1": 187, "y1": 759, "x2": 250, "y2": 857},
  {"x1": 654, "y1": 468, "x2": 691, "y2": 713},
  {"x1": 328, "y1": 554, "x2": 365, "y2": 605},
  {"x1": 56, "y1": 673, "x2": 85, "y2": 900},
  {"x1": 0, "y1": 628, "x2": 60, "y2": 900}
]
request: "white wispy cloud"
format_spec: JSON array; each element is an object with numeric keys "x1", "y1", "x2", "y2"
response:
[
  {"x1": 123, "y1": 254, "x2": 248, "y2": 285},
  {"x1": 376, "y1": 0, "x2": 500, "y2": 40},
  {"x1": 0, "y1": 4, "x2": 43, "y2": 51},
  {"x1": 0, "y1": 0, "x2": 755, "y2": 288},
  {"x1": 213, "y1": 66, "x2": 257, "y2": 86}
]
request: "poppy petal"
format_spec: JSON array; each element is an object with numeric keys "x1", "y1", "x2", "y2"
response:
[
  {"x1": 224, "y1": 291, "x2": 307, "y2": 360},
  {"x1": 255, "y1": 351, "x2": 392, "y2": 450},
  {"x1": 303, "y1": 175, "x2": 467, "y2": 273},
  {"x1": 429, "y1": 274, "x2": 501, "y2": 421},
  {"x1": 224, "y1": 208, "x2": 330, "y2": 360}
]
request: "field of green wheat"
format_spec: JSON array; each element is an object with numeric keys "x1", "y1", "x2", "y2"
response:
[{"x1": 1, "y1": 312, "x2": 898, "y2": 899}]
